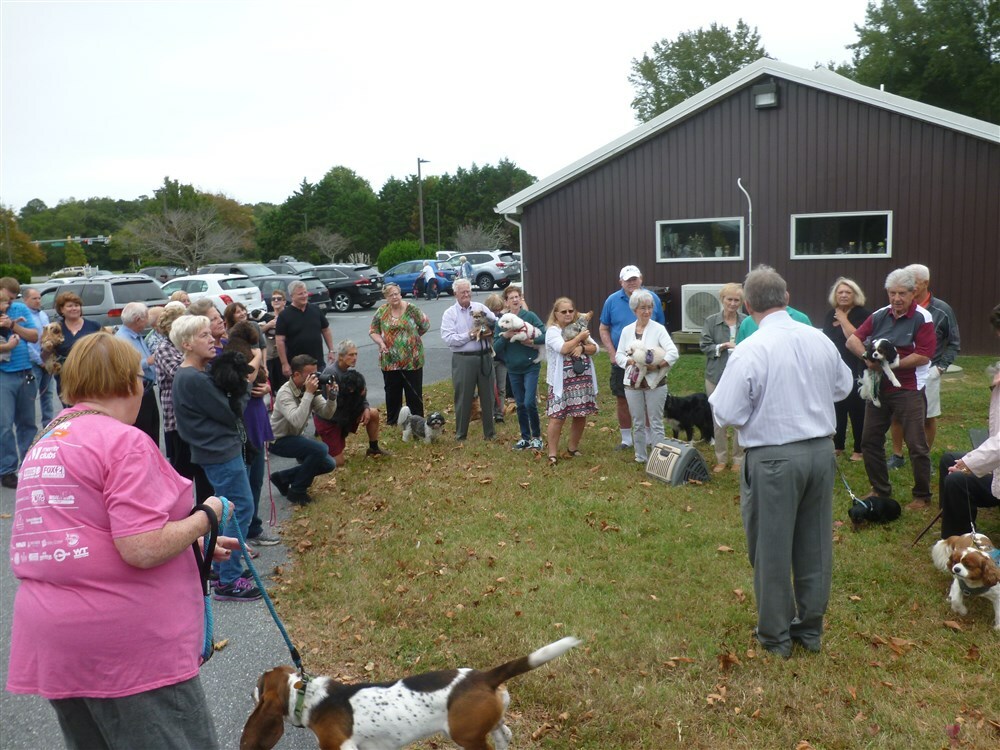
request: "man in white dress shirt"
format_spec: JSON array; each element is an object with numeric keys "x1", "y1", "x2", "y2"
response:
[
  {"x1": 441, "y1": 279, "x2": 496, "y2": 440},
  {"x1": 710, "y1": 266, "x2": 852, "y2": 658}
]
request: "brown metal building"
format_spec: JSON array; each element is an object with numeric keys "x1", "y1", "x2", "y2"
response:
[{"x1": 496, "y1": 59, "x2": 1000, "y2": 354}]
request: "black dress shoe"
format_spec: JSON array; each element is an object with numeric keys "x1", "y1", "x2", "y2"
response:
[
  {"x1": 1, "y1": 474, "x2": 17, "y2": 489},
  {"x1": 366, "y1": 446, "x2": 391, "y2": 457},
  {"x1": 269, "y1": 472, "x2": 290, "y2": 496},
  {"x1": 287, "y1": 490, "x2": 313, "y2": 505}
]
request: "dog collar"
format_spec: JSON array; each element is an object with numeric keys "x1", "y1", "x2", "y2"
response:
[
  {"x1": 957, "y1": 579, "x2": 995, "y2": 597},
  {"x1": 292, "y1": 674, "x2": 312, "y2": 727}
]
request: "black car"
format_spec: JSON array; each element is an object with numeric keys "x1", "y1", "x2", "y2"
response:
[
  {"x1": 310, "y1": 264, "x2": 384, "y2": 312},
  {"x1": 250, "y1": 274, "x2": 333, "y2": 313},
  {"x1": 265, "y1": 261, "x2": 315, "y2": 275}
]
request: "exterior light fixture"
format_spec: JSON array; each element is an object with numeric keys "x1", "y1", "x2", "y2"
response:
[{"x1": 752, "y1": 81, "x2": 779, "y2": 109}]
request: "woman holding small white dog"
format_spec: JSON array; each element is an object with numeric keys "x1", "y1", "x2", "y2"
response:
[
  {"x1": 494, "y1": 286, "x2": 546, "y2": 451},
  {"x1": 615, "y1": 290, "x2": 679, "y2": 464}
]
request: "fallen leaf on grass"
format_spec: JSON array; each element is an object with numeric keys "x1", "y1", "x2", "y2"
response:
[
  {"x1": 795, "y1": 740, "x2": 815, "y2": 749},
  {"x1": 887, "y1": 637, "x2": 916, "y2": 655},
  {"x1": 849, "y1": 595, "x2": 862, "y2": 601},
  {"x1": 639, "y1": 481, "x2": 653, "y2": 487},
  {"x1": 846, "y1": 686, "x2": 857, "y2": 702},
  {"x1": 943, "y1": 620, "x2": 964, "y2": 631},
  {"x1": 733, "y1": 588, "x2": 746, "y2": 602},
  {"x1": 964, "y1": 645, "x2": 981, "y2": 661},
  {"x1": 718, "y1": 652, "x2": 740, "y2": 672},
  {"x1": 479, "y1": 478, "x2": 492, "y2": 485},
  {"x1": 518, "y1": 482, "x2": 530, "y2": 488},
  {"x1": 717, "y1": 545, "x2": 734, "y2": 553},
  {"x1": 531, "y1": 723, "x2": 553, "y2": 740}
]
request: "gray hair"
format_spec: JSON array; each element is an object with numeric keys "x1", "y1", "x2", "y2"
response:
[
  {"x1": 827, "y1": 277, "x2": 866, "y2": 308},
  {"x1": 288, "y1": 280, "x2": 307, "y2": 295},
  {"x1": 743, "y1": 265, "x2": 787, "y2": 313},
  {"x1": 337, "y1": 339, "x2": 357, "y2": 356},
  {"x1": 453, "y1": 278, "x2": 472, "y2": 293},
  {"x1": 884, "y1": 268, "x2": 916, "y2": 291},
  {"x1": 120, "y1": 302, "x2": 149, "y2": 326},
  {"x1": 904, "y1": 263, "x2": 930, "y2": 283},
  {"x1": 188, "y1": 298, "x2": 216, "y2": 317},
  {"x1": 628, "y1": 289, "x2": 655, "y2": 312},
  {"x1": 169, "y1": 315, "x2": 210, "y2": 350}
]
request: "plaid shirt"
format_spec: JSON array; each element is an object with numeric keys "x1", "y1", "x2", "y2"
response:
[{"x1": 154, "y1": 341, "x2": 184, "y2": 432}]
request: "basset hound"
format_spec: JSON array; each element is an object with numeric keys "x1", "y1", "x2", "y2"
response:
[{"x1": 240, "y1": 636, "x2": 581, "y2": 750}]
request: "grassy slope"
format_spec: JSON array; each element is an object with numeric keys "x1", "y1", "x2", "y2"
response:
[{"x1": 266, "y1": 353, "x2": 999, "y2": 749}]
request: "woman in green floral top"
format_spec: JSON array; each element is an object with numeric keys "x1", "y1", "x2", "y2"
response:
[{"x1": 369, "y1": 283, "x2": 431, "y2": 425}]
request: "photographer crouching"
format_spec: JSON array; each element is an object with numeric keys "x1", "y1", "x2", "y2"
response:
[{"x1": 268, "y1": 354, "x2": 337, "y2": 505}]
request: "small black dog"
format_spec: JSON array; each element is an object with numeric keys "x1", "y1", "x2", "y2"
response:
[
  {"x1": 663, "y1": 393, "x2": 715, "y2": 443},
  {"x1": 210, "y1": 350, "x2": 252, "y2": 417},
  {"x1": 330, "y1": 369, "x2": 368, "y2": 430},
  {"x1": 848, "y1": 495, "x2": 902, "y2": 525}
]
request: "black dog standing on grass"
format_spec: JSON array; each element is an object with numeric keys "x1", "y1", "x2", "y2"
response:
[
  {"x1": 664, "y1": 393, "x2": 715, "y2": 443},
  {"x1": 848, "y1": 495, "x2": 902, "y2": 525}
]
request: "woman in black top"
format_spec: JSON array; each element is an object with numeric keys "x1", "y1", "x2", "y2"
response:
[{"x1": 822, "y1": 277, "x2": 870, "y2": 461}]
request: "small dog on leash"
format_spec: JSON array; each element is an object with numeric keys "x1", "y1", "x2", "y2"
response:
[
  {"x1": 848, "y1": 495, "x2": 901, "y2": 525},
  {"x1": 398, "y1": 405, "x2": 446, "y2": 443},
  {"x1": 624, "y1": 341, "x2": 670, "y2": 389},
  {"x1": 240, "y1": 636, "x2": 581, "y2": 750},
  {"x1": 931, "y1": 533, "x2": 1000, "y2": 629},
  {"x1": 39, "y1": 322, "x2": 65, "y2": 375},
  {"x1": 858, "y1": 338, "x2": 901, "y2": 407},
  {"x1": 663, "y1": 393, "x2": 714, "y2": 443}
]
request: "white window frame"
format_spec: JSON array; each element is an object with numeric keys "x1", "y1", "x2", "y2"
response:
[
  {"x1": 790, "y1": 210, "x2": 892, "y2": 260},
  {"x1": 655, "y1": 217, "x2": 744, "y2": 263}
]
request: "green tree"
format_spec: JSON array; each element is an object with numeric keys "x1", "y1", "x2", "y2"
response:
[
  {"x1": 629, "y1": 19, "x2": 768, "y2": 122},
  {"x1": 64, "y1": 241, "x2": 88, "y2": 266},
  {"x1": 375, "y1": 239, "x2": 422, "y2": 273},
  {"x1": 116, "y1": 208, "x2": 246, "y2": 274},
  {"x1": 0, "y1": 207, "x2": 45, "y2": 268},
  {"x1": 848, "y1": 0, "x2": 999, "y2": 123}
]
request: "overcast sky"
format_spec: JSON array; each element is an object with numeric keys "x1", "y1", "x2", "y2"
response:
[{"x1": 1, "y1": 0, "x2": 871, "y2": 211}]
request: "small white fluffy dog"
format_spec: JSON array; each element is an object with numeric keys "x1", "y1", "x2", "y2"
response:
[
  {"x1": 497, "y1": 312, "x2": 541, "y2": 343},
  {"x1": 625, "y1": 341, "x2": 670, "y2": 389}
]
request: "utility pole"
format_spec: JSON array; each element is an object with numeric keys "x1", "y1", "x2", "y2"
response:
[
  {"x1": 417, "y1": 157, "x2": 429, "y2": 251},
  {"x1": 435, "y1": 200, "x2": 441, "y2": 251}
]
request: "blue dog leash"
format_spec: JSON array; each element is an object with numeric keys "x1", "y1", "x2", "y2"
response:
[{"x1": 190, "y1": 498, "x2": 224, "y2": 663}]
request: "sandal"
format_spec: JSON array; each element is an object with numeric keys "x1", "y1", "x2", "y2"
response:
[
  {"x1": 548, "y1": 455, "x2": 558, "y2": 466},
  {"x1": 567, "y1": 449, "x2": 583, "y2": 457}
]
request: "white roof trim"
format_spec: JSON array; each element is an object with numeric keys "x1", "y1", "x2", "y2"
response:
[{"x1": 496, "y1": 57, "x2": 1000, "y2": 215}]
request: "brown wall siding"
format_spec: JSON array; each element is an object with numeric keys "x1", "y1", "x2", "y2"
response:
[{"x1": 518, "y1": 79, "x2": 1000, "y2": 353}]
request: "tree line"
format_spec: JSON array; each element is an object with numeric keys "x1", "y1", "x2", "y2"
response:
[{"x1": 3, "y1": 162, "x2": 535, "y2": 275}]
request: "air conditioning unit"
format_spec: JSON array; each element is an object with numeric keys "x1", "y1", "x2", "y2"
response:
[{"x1": 680, "y1": 284, "x2": 725, "y2": 332}]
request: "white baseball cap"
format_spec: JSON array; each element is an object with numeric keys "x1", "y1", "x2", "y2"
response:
[{"x1": 619, "y1": 265, "x2": 641, "y2": 281}]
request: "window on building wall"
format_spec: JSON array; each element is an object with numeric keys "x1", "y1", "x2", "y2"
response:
[
  {"x1": 656, "y1": 218, "x2": 744, "y2": 262},
  {"x1": 791, "y1": 211, "x2": 892, "y2": 259}
]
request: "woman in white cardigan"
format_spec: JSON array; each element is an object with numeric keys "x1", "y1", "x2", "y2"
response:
[
  {"x1": 544, "y1": 297, "x2": 599, "y2": 465},
  {"x1": 615, "y1": 289, "x2": 679, "y2": 464}
]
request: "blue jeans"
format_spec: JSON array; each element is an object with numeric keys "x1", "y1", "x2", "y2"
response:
[
  {"x1": 269, "y1": 435, "x2": 335, "y2": 493},
  {"x1": 247, "y1": 445, "x2": 266, "y2": 538},
  {"x1": 32, "y1": 364, "x2": 55, "y2": 426},
  {"x1": 508, "y1": 367, "x2": 541, "y2": 440},
  {"x1": 0, "y1": 369, "x2": 38, "y2": 476},
  {"x1": 201, "y1": 455, "x2": 254, "y2": 586}
]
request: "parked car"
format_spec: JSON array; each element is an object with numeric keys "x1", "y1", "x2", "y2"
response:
[
  {"x1": 446, "y1": 250, "x2": 521, "y2": 291},
  {"x1": 160, "y1": 274, "x2": 265, "y2": 314},
  {"x1": 382, "y1": 260, "x2": 458, "y2": 298},
  {"x1": 37, "y1": 274, "x2": 169, "y2": 328},
  {"x1": 310, "y1": 263, "x2": 384, "y2": 312},
  {"x1": 198, "y1": 262, "x2": 276, "y2": 279},
  {"x1": 49, "y1": 266, "x2": 88, "y2": 279},
  {"x1": 265, "y1": 261, "x2": 315, "y2": 275},
  {"x1": 139, "y1": 265, "x2": 186, "y2": 283},
  {"x1": 250, "y1": 274, "x2": 333, "y2": 313}
]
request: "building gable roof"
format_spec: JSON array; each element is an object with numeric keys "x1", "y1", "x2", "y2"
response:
[{"x1": 496, "y1": 57, "x2": 1000, "y2": 216}]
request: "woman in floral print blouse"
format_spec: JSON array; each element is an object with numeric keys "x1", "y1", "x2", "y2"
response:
[{"x1": 369, "y1": 283, "x2": 431, "y2": 425}]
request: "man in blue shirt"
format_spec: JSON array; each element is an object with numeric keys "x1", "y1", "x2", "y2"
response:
[
  {"x1": 22, "y1": 286, "x2": 54, "y2": 425},
  {"x1": 116, "y1": 302, "x2": 160, "y2": 447},
  {"x1": 599, "y1": 265, "x2": 665, "y2": 451},
  {"x1": 0, "y1": 277, "x2": 40, "y2": 489}
]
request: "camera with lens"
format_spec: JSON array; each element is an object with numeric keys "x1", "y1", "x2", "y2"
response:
[{"x1": 317, "y1": 372, "x2": 337, "y2": 389}]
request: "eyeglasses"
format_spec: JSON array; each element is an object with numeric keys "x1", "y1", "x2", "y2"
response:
[
  {"x1": 559, "y1": 309, "x2": 575, "y2": 314},
  {"x1": 271, "y1": 297, "x2": 284, "y2": 302}
]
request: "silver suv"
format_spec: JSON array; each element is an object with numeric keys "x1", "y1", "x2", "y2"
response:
[
  {"x1": 449, "y1": 250, "x2": 521, "y2": 291},
  {"x1": 37, "y1": 274, "x2": 170, "y2": 327}
]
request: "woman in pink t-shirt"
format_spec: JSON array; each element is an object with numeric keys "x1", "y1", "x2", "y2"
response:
[{"x1": 7, "y1": 332, "x2": 237, "y2": 749}]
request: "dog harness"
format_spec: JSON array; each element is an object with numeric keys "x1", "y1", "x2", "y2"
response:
[{"x1": 957, "y1": 548, "x2": 1000, "y2": 597}]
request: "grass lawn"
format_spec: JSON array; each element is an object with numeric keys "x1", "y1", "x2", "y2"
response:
[{"x1": 266, "y1": 352, "x2": 999, "y2": 749}]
